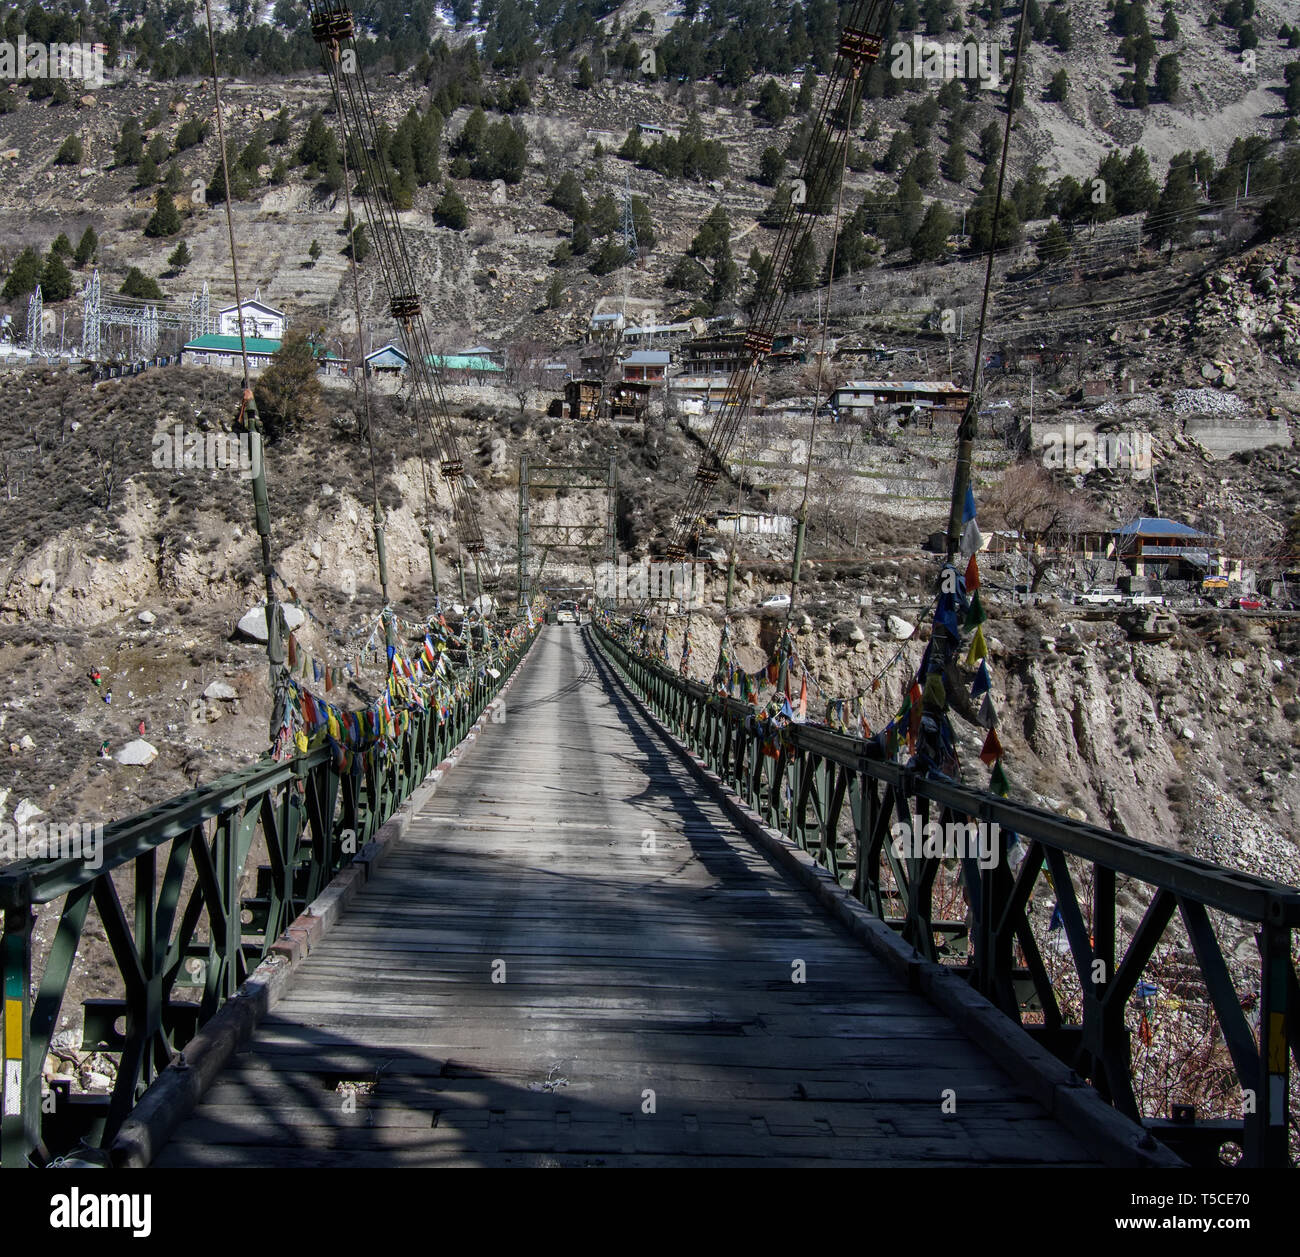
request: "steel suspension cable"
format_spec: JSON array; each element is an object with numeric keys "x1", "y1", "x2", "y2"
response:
[
  {"x1": 202, "y1": 0, "x2": 286, "y2": 738},
  {"x1": 664, "y1": 0, "x2": 891, "y2": 560},
  {"x1": 309, "y1": 1, "x2": 484, "y2": 556},
  {"x1": 331, "y1": 60, "x2": 396, "y2": 634},
  {"x1": 785, "y1": 65, "x2": 862, "y2": 626},
  {"x1": 945, "y1": 0, "x2": 1030, "y2": 557}
]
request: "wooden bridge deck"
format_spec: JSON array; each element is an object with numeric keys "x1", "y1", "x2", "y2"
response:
[{"x1": 155, "y1": 627, "x2": 1101, "y2": 1167}]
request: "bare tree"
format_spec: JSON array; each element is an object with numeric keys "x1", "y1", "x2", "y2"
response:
[
  {"x1": 982, "y1": 461, "x2": 1101, "y2": 592},
  {"x1": 92, "y1": 432, "x2": 123, "y2": 510}
]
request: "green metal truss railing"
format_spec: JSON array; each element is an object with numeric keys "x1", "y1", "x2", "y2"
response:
[
  {"x1": 590, "y1": 621, "x2": 1300, "y2": 1168},
  {"x1": 0, "y1": 625, "x2": 537, "y2": 1167}
]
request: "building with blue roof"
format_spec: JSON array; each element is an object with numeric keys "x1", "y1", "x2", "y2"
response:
[{"x1": 1113, "y1": 517, "x2": 1213, "y2": 581}]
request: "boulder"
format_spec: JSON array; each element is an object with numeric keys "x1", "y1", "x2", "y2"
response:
[
  {"x1": 830, "y1": 619, "x2": 865, "y2": 645},
  {"x1": 236, "y1": 602, "x2": 305, "y2": 642},
  {"x1": 887, "y1": 614, "x2": 915, "y2": 640},
  {"x1": 137, "y1": 610, "x2": 156, "y2": 625},
  {"x1": 13, "y1": 799, "x2": 43, "y2": 827},
  {"x1": 115, "y1": 740, "x2": 158, "y2": 767},
  {"x1": 203, "y1": 680, "x2": 239, "y2": 702}
]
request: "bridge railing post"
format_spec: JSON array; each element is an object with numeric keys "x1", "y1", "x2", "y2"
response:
[
  {"x1": 1, "y1": 904, "x2": 35, "y2": 1168},
  {"x1": 1254, "y1": 922, "x2": 1293, "y2": 1166}
]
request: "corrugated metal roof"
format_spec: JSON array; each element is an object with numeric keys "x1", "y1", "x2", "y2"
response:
[
  {"x1": 623, "y1": 350, "x2": 671, "y2": 365},
  {"x1": 364, "y1": 343, "x2": 409, "y2": 363},
  {"x1": 183, "y1": 333, "x2": 342, "y2": 359},
  {"x1": 184, "y1": 333, "x2": 281, "y2": 355},
  {"x1": 425, "y1": 354, "x2": 504, "y2": 372},
  {"x1": 838, "y1": 380, "x2": 966, "y2": 393},
  {"x1": 1114, "y1": 517, "x2": 1208, "y2": 538}
]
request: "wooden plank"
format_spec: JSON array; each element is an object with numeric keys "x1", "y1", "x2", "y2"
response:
[{"x1": 156, "y1": 628, "x2": 1100, "y2": 1168}]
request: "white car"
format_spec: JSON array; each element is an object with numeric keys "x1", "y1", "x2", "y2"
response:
[
  {"x1": 760, "y1": 593, "x2": 791, "y2": 608},
  {"x1": 555, "y1": 601, "x2": 578, "y2": 624},
  {"x1": 1077, "y1": 589, "x2": 1123, "y2": 605}
]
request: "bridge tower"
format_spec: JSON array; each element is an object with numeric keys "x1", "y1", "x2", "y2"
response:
[{"x1": 516, "y1": 455, "x2": 617, "y2": 609}]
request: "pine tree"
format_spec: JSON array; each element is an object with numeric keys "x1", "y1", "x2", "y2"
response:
[
  {"x1": 1145, "y1": 167, "x2": 1198, "y2": 249},
  {"x1": 943, "y1": 137, "x2": 967, "y2": 182},
  {"x1": 434, "y1": 184, "x2": 469, "y2": 229},
  {"x1": 1036, "y1": 218, "x2": 1071, "y2": 263},
  {"x1": 910, "y1": 201, "x2": 955, "y2": 261},
  {"x1": 1155, "y1": 54, "x2": 1180, "y2": 102},
  {"x1": 114, "y1": 120, "x2": 143, "y2": 167},
  {"x1": 120, "y1": 267, "x2": 163, "y2": 300},
  {"x1": 208, "y1": 159, "x2": 250, "y2": 203},
  {"x1": 979, "y1": 120, "x2": 1001, "y2": 165},
  {"x1": 145, "y1": 188, "x2": 182, "y2": 238},
  {"x1": 308, "y1": 239, "x2": 322, "y2": 266},
  {"x1": 55, "y1": 134, "x2": 83, "y2": 166},
  {"x1": 758, "y1": 145, "x2": 785, "y2": 186},
  {"x1": 970, "y1": 187, "x2": 1021, "y2": 251},
  {"x1": 39, "y1": 250, "x2": 73, "y2": 301},
  {"x1": 74, "y1": 226, "x2": 98, "y2": 267},
  {"x1": 548, "y1": 171, "x2": 585, "y2": 217},
  {"x1": 167, "y1": 240, "x2": 192, "y2": 272},
  {"x1": 2, "y1": 247, "x2": 41, "y2": 300}
]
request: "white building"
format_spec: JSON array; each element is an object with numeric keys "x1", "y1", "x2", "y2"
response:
[{"x1": 217, "y1": 291, "x2": 286, "y2": 340}]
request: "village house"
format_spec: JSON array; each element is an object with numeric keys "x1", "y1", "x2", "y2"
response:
[{"x1": 216, "y1": 292, "x2": 286, "y2": 340}]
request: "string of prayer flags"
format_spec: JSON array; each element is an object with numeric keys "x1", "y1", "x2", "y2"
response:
[
  {"x1": 979, "y1": 727, "x2": 1003, "y2": 766},
  {"x1": 971, "y1": 660, "x2": 991, "y2": 697}
]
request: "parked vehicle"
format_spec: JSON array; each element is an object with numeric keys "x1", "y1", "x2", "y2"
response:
[
  {"x1": 759, "y1": 593, "x2": 791, "y2": 609},
  {"x1": 1234, "y1": 597, "x2": 1263, "y2": 610},
  {"x1": 1128, "y1": 594, "x2": 1164, "y2": 606},
  {"x1": 1076, "y1": 588, "x2": 1124, "y2": 605}
]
